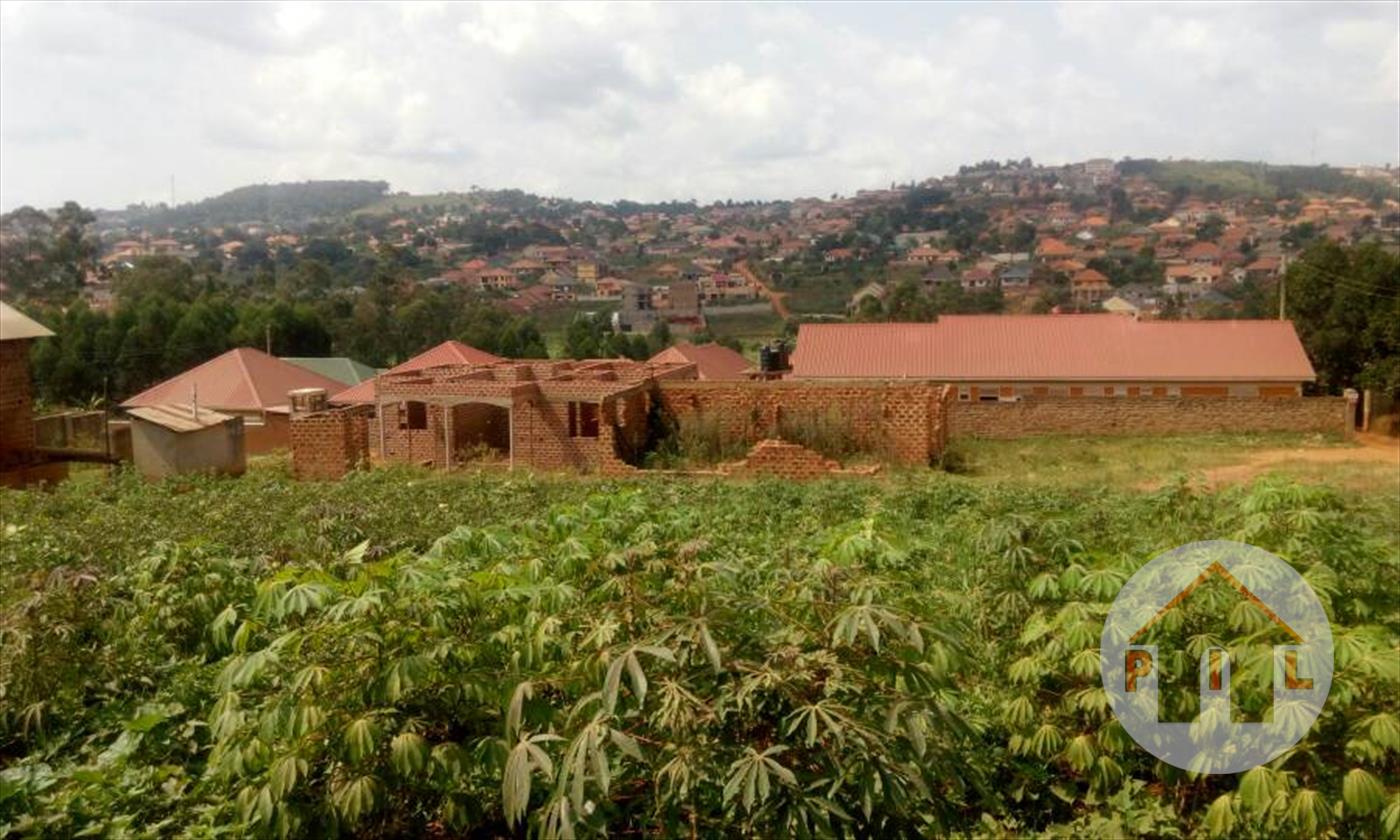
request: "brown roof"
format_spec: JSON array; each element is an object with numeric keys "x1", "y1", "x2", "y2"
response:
[
  {"x1": 648, "y1": 342, "x2": 751, "y2": 380},
  {"x1": 126, "y1": 403, "x2": 237, "y2": 433},
  {"x1": 1037, "y1": 238, "x2": 1074, "y2": 257},
  {"x1": 331, "y1": 341, "x2": 503, "y2": 404},
  {"x1": 789, "y1": 316, "x2": 1316, "y2": 383},
  {"x1": 121, "y1": 348, "x2": 348, "y2": 412},
  {"x1": 1072, "y1": 268, "x2": 1111, "y2": 287}
]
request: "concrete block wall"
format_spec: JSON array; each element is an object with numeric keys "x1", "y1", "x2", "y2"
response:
[
  {"x1": 290, "y1": 406, "x2": 371, "y2": 480},
  {"x1": 945, "y1": 395, "x2": 1351, "y2": 439},
  {"x1": 655, "y1": 380, "x2": 951, "y2": 466}
]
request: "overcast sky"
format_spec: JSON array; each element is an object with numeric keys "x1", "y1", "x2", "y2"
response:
[{"x1": 2, "y1": 2, "x2": 1397, "y2": 211}]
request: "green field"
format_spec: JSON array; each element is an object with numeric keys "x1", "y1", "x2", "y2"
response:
[
  {"x1": 703, "y1": 307, "x2": 787, "y2": 346},
  {"x1": 1, "y1": 437, "x2": 1397, "y2": 837},
  {"x1": 353, "y1": 192, "x2": 479, "y2": 216}
]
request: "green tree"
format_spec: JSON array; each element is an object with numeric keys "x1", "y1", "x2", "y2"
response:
[{"x1": 1285, "y1": 241, "x2": 1400, "y2": 397}]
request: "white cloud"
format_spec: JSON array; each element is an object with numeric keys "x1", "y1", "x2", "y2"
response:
[{"x1": 0, "y1": 1, "x2": 1396, "y2": 210}]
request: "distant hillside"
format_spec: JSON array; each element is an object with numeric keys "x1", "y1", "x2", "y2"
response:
[
  {"x1": 1120, "y1": 159, "x2": 1394, "y2": 202},
  {"x1": 115, "y1": 180, "x2": 390, "y2": 228}
]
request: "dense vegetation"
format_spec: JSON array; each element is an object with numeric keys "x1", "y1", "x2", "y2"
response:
[
  {"x1": 23, "y1": 256, "x2": 547, "y2": 407},
  {"x1": 1, "y1": 467, "x2": 1395, "y2": 837},
  {"x1": 116, "y1": 181, "x2": 391, "y2": 229},
  {"x1": 1285, "y1": 241, "x2": 1400, "y2": 398},
  {"x1": 1118, "y1": 160, "x2": 1394, "y2": 203}
]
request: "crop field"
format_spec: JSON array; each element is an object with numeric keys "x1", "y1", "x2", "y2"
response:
[{"x1": 1, "y1": 449, "x2": 1397, "y2": 837}]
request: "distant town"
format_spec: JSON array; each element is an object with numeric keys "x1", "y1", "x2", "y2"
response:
[{"x1": 1, "y1": 156, "x2": 1397, "y2": 426}]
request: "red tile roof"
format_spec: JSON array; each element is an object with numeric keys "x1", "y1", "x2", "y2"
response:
[
  {"x1": 790, "y1": 316, "x2": 1316, "y2": 383},
  {"x1": 648, "y1": 342, "x2": 751, "y2": 380},
  {"x1": 121, "y1": 348, "x2": 348, "y2": 412},
  {"x1": 1072, "y1": 268, "x2": 1111, "y2": 287},
  {"x1": 331, "y1": 341, "x2": 503, "y2": 404}
]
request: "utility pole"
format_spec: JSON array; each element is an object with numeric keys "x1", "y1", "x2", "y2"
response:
[
  {"x1": 1278, "y1": 271, "x2": 1286, "y2": 320},
  {"x1": 265, "y1": 323, "x2": 272, "y2": 355}
]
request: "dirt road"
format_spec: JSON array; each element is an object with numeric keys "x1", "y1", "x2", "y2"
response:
[
  {"x1": 735, "y1": 260, "x2": 791, "y2": 320},
  {"x1": 1182, "y1": 433, "x2": 1398, "y2": 488}
]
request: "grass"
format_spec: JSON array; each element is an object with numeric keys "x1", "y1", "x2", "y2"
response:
[
  {"x1": 702, "y1": 307, "x2": 786, "y2": 346},
  {"x1": 944, "y1": 431, "x2": 1396, "y2": 493}
]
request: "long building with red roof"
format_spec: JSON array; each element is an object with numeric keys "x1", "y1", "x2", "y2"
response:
[{"x1": 790, "y1": 315, "x2": 1316, "y2": 399}]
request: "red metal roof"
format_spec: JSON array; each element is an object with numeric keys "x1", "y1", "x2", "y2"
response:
[
  {"x1": 121, "y1": 348, "x2": 348, "y2": 412},
  {"x1": 790, "y1": 315, "x2": 1316, "y2": 383},
  {"x1": 331, "y1": 341, "x2": 503, "y2": 404},
  {"x1": 648, "y1": 342, "x2": 751, "y2": 380}
]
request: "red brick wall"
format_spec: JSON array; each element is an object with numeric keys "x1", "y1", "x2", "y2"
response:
[
  {"x1": 725, "y1": 439, "x2": 841, "y2": 480},
  {"x1": 290, "y1": 406, "x2": 371, "y2": 480},
  {"x1": 946, "y1": 396, "x2": 1350, "y2": 439},
  {"x1": 243, "y1": 412, "x2": 291, "y2": 454},
  {"x1": 0, "y1": 340, "x2": 36, "y2": 467},
  {"x1": 655, "y1": 380, "x2": 952, "y2": 465},
  {"x1": 510, "y1": 395, "x2": 641, "y2": 474}
]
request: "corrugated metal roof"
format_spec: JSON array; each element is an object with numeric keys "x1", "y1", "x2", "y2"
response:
[
  {"x1": 280, "y1": 356, "x2": 378, "y2": 386},
  {"x1": 790, "y1": 315, "x2": 1317, "y2": 382},
  {"x1": 126, "y1": 403, "x2": 237, "y2": 433},
  {"x1": 648, "y1": 342, "x2": 752, "y2": 380},
  {"x1": 331, "y1": 341, "x2": 504, "y2": 404},
  {"x1": 0, "y1": 301, "x2": 55, "y2": 341},
  {"x1": 121, "y1": 348, "x2": 349, "y2": 412}
]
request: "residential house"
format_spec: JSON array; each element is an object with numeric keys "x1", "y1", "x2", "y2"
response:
[
  {"x1": 542, "y1": 270, "x2": 579, "y2": 302},
  {"x1": 1184, "y1": 241, "x2": 1223, "y2": 265},
  {"x1": 1036, "y1": 238, "x2": 1075, "y2": 263},
  {"x1": 998, "y1": 263, "x2": 1034, "y2": 289},
  {"x1": 477, "y1": 267, "x2": 519, "y2": 291},
  {"x1": 961, "y1": 266, "x2": 996, "y2": 291},
  {"x1": 648, "y1": 342, "x2": 751, "y2": 380},
  {"x1": 1164, "y1": 264, "x2": 1223, "y2": 297},
  {"x1": 1071, "y1": 268, "x2": 1112, "y2": 305},
  {"x1": 121, "y1": 348, "x2": 348, "y2": 453}
]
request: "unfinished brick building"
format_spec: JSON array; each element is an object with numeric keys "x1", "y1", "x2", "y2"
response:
[
  {"x1": 367, "y1": 358, "x2": 696, "y2": 474},
  {"x1": 291, "y1": 357, "x2": 955, "y2": 479}
]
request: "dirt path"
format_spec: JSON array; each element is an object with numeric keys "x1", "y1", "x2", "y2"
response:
[
  {"x1": 735, "y1": 260, "x2": 791, "y2": 320},
  {"x1": 1180, "y1": 433, "x2": 1398, "y2": 488}
]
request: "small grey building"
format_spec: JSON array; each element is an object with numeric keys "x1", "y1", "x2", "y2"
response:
[{"x1": 127, "y1": 404, "x2": 246, "y2": 479}]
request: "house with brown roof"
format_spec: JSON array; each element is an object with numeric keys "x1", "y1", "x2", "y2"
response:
[
  {"x1": 121, "y1": 348, "x2": 348, "y2": 453},
  {"x1": 649, "y1": 342, "x2": 752, "y2": 380},
  {"x1": 789, "y1": 316, "x2": 1317, "y2": 399},
  {"x1": 1164, "y1": 264, "x2": 1223, "y2": 296},
  {"x1": 1072, "y1": 268, "x2": 1112, "y2": 304},
  {"x1": 1037, "y1": 238, "x2": 1075, "y2": 262},
  {"x1": 1184, "y1": 241, "x2": 1223, "y2": 264}
]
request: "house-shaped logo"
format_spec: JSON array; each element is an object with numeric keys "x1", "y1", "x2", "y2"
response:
[{"x1": 1101, "y1": 541, "x2": 1333, "y2": 774}]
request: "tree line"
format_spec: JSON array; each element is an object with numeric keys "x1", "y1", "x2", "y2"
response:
[{"x1": 25, "y1": 256, "x2": 547, "y2": 407}]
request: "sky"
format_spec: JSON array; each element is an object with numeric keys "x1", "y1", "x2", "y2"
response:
[{"x1": 1, "y1": 1, "x2": 1397, "y2": 211}]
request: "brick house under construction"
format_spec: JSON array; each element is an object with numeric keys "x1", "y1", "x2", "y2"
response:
[
  {"x1": 291, "y1": 355, "x2": 956, "y2": 479},
  {"x1": 369, "y1": 358, "x2": 695, "y2": 473}
]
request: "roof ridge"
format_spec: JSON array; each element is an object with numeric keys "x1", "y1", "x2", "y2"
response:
[
  {"x1": 123, "y1": 346, "x2": 244, "y2": 404},
  {"x1": 234, "y1": 347, "x2": 261, "y2": 408}
]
